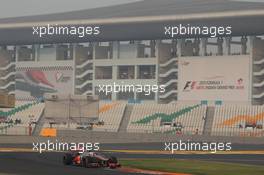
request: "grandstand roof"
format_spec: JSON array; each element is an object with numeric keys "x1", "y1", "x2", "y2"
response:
[{"x1": 0, "y1": 0, "x2": 264, "y2": 44}]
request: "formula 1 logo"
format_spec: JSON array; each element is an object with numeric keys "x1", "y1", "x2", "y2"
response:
[{"x1": 183, "y1": 81, "x2": 196, "y2": 91}]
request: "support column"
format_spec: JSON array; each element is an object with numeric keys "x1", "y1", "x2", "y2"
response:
[
  {"x1": 241, "y1": 36, "x2": 248, "y2": 55},
  {"x1": 92, "y1": 42, "x2": 96, "y2": 96},
  {"x1": 224, "y1": 37, "x2": 231, "y2": 55},
  {"x1": 172, "y1": 39, "x2": 177, "y2": 57},
  {"x1": 135, "y1": 65, "x2": 138, "y2": 80},
  {"x1": 217, "y1": 38, "x2": 223, "y2": 56},
  {"x1": 33, "y1": 44, "x2": 40, "y2": 62},
  {"x1": 199, "y1": 38, "x2": 207, "y2": 56},
  {"x1": 155, "y1": 40, "x2": 162, "y2": 103},
  {"x1": 193, "y1": 38, "x2": 200, "y2": 56},
  {"x1": 109, "y1": 42, "x2": 113, "y2": 59},
  {"x1": 249, "y1": 36, "x2": 256, "y2": 105},
  {"x1": 112, "y1": 41, "x2": 120, "y2": 59},
  {"x1": 72, "y1": 43, "x2": 77, "y2": 95},
  {"x1": 15, "y1": 46, "x2": 20, "y2": 62},
  {"x1": 150, "y1": 40, "x2": 156, "y2": 57},
  {"x1": 155, "y1": 52, "x2": 159, "y2": 102},
  {"x1": 177, "y1": 39, "x2": 183, "y2": 57},
  {"x1": 112, "y1": 41, "x2": 118, "y2": 100},
  {"x1": 93, "y1": 42, "x2": 99, "y2": 60},
  {"x1": 112, "y1": 65, "x2": 117, "y2": 101}
]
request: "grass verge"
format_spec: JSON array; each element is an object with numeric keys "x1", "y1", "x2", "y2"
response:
[{"x1": 120, "y1": 158, "x2": 264, "y2": 175}]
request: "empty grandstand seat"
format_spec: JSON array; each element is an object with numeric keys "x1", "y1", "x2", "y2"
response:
[
  {"x1": 211, "y1": 105, "x2": 264, "y2": 137},
  {"x1": 92, "y1": 101, "x2": 126, "y2": 132},
  {"x1": 127, "y1": 103, "x2": 206, "y2": 135},
  {"x1": 0, "y1": 101, "x2": 45, "y2": 135}
]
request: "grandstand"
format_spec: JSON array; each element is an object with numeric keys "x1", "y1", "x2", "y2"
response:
[
  {"x1": 1, "y1": 37, "x2": 264, "y2": 104},
  {"x1": 0, "y1": 0, "x2": 264, "y2": 140},
  {"x1": 127, "y1": 103, "x2": 206, "y2": 135},
  {"x1": 38, "y1": 101, "x2": 263, "y2": 138},
  {"x1": 94, "y1": 101, "x2": 126, "y2": 132},
  {"x1": 0, "y1": 101, "x2": 44, "y2": 135},
  {"x1": 212, "y1": 105, "x2": 264, "y2": 137},
  {"x1": 0, "y1": 98, "x2": 263, "y2": 138},
  {"x1": 0, "y1": 50, "x2": 15, "y2": 95}
]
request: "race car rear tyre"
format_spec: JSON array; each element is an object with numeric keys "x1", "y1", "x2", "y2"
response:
[{"x1": 63, "y1": 153, "x2": 72, "y2": 165}]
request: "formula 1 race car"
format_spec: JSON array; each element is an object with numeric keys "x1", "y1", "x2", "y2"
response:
[{"x1": 63, "y1": 150, "x2": 121, "y2": 169}]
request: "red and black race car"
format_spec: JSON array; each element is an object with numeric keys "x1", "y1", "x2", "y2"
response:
[{"x1": 63, "y1": 150, "x2": 121, "y2": 169}]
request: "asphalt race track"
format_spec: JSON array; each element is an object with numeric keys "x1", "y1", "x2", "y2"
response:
[
  {"x1": 1, "y1": 152, "x2": 264, "y2": 175},
  {"x1": 0, "y1": 152, "x2": 142, "y2": 175},
  {"x1": 0, "y1": 143, "x2": 264, "y2": 175}
]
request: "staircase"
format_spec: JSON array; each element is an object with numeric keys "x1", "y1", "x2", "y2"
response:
[
  {"x1": 32, "y1": 111, "x2": 45, "y2": 136},
  {"x1": 252, "y1": 38, "x2": 264, "y2": 104},
  {"x1": 0, "y1": 59, "x2": 15, "y2": 94},
  {"x1": 203, "y1": 106, "x2": 215, "y2": 136},
  {"x1": 118, "y1": 105, "x2": 133, "y2": 133},
  {"x1": 75, "y1": 58, "x2": 93, "y2": 95},
  {"x1": 158, "y1": 57, "x2": 178, "y2": 103}
]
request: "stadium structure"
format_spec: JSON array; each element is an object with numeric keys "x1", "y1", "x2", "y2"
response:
[{"x1": 0, "y1": 0, "x2": 264, "y2": 140}]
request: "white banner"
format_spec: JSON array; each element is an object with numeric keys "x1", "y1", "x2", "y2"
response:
[
  {"x1": 178, "y1": 55, "x2": 250, "y2": 102},
  {"x1": 16, "y1": 67, "x2": 73, "y2": 100}
]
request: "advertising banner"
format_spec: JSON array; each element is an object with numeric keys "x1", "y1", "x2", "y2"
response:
[
  {"x1": 15, "y1": 67, "x2": 73, "y2": 100},
  {"x1": 178, "y1": 55, "x2": 250, "y2": 102}
]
